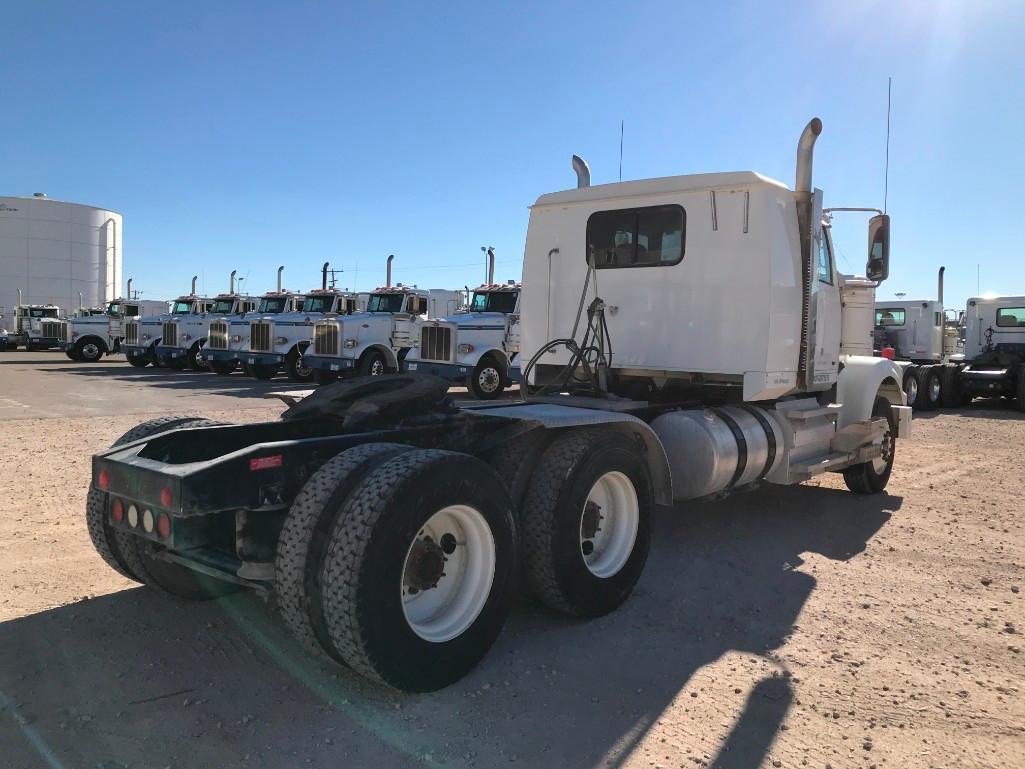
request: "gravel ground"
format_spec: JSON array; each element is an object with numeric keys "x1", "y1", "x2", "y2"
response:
[{"x1": 0, "y1": 354, "x2": 1023, "y2": 769}]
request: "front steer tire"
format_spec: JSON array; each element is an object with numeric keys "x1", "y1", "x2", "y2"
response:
[
  {"x1": 209, "y1": 359, "x2": 236, "y2": 376},
  {"x1": 320, "y1": 450, "x2": 517, "y2": 692},
  {"x1": 842, "y1": 397, "x2": 897, "y2": 494},
  {"x1": 521, "y1": 429, "x2": 653, "y2": 618},
  {"x1": 469, "y1": 356, "x2": 506, "y2": 400},
  {"x1": 286, "y1": 348, "x2": 313, "y2": 382},
  {"x1": 275, "y1": 442, "x2": 414, "y2": 659},
  {"x1": 249, "y1": 362, "x2": 278, "y2": 380},
  {"x1": 106, "y1": 416, "x2": 238, "y2": 599}
]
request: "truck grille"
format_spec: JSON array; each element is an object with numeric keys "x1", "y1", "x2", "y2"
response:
[
  {"x1": 420, "y1": 326, "x2": 452, "y2": 362},
  {"x1": 124, "y1": 322, "x2": 139, "y2": 345},
  {"x1": 42, "y1": 321, "x2": 66, "y2": 340},
  {"x1": 208, "y1": 321, "x2": 229, "y2": 350},
  {"x1": 313, "y1": 323, "x2": 339, "y2": 356},
  {"x1": 162, "y1": 322, "x2": 178, "y2": 347},
  {"x1": 250, "y1": 321, "x2": 272, "y2": 352}
]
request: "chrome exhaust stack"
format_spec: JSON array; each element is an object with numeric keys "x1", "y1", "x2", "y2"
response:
[
  {"x1": 937, "y1": 266, "x2": 945, "y2": 306},
  {"x1": 277, "y1": 266, "x2": 284, "y2": 293},
  {"x1": 322, "y1": 262, "x2": 330, "y2": 291},
  {"x1": 191, "y1": 275, "x2": 198, "y2": 295},
  {"x1": 486, "y1": 246, "x2": 495, "y2": 284},
  {"x1": 230, "y1": 270, "x2": 237, "y2": 294},
  {"x1": 386, "y1": 254, "x2": 394, "y2": 287},
  {"x1": 572, "y1": 155, "x2": 590, "y2": 188},
  {"x1": 126, "y1": 279, "x2": 132, "y2": 300}
]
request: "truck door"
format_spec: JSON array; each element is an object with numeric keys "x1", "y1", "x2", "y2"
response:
[{"x1": 810, "y1": 225, "x2": 841, "y2": 385}]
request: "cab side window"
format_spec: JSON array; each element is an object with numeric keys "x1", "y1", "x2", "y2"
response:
[{"x1": 817, "y1": 235, "x2": 834, "y2": 285}]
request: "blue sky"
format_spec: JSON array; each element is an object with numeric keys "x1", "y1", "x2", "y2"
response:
[{"x1": 3, "y1": 1, "x2": 1023, "y2": 309}]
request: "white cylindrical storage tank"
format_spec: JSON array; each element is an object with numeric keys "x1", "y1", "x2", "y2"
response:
[
  {"x1": 0, "y1": 195, "x2": 122, "y2": 322},
  {"x1": 839, "y1": 274, "x2": 876, "y2": 357}
]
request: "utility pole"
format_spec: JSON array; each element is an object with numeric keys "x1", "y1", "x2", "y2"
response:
[{"x1": 327, "y1": 268, "x2": 344, "y2": 290}]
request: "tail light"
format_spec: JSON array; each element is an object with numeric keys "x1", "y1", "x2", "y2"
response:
[
  {"x1": 881, "y1": 347, "x2": 896, "y2": 360},
  {"x1": 98, "y1": 470, "x2": 110, "y2": 490},
  {"x1": 111, "y1": 498, "x2": 124, "y2": 524},
  {"x1": 160, "y1": 486, "x2": 173, "y2": 508},
  {"x1": 157, "y1": 513, "x2": 171, "y2": 540}
]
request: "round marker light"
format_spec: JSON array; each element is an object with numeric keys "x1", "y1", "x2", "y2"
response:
[
  {"x1": 157, "y1": 513, "x2": 171, "y2": 540},
  {"x1": 160, "y1": 486, "x2": 173, "y2": 508},
  {"x1": 111, "y1": 498, "x2": 124, "y2": 524},
  {"x1": 142, "y1": 509, "x2": 155, "y2": 534},
  {"x1": 98, "y1": 470, "x2": 110, "y2": 490},
  {"x1": 127, "y1": 504, "x2": 139, "y2": 528}
]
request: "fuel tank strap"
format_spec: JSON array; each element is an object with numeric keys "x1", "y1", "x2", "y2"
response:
[
  {"x1": 738, "y1": 404, "x2": 778, "y2": 479},
  {"x1": 711, "y1": 408, "x2": 747, "y2": 491}
]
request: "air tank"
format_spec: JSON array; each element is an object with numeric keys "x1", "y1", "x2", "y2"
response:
[
  {"x1": 650, "y1": 406, "x2": 785, "y2": 501},
  {"x1": 0, "y1": 195, "x2": 122, "y2": 321},
  {"x1": 839, "y1": 274, "x2": 876, "y2": 357}
]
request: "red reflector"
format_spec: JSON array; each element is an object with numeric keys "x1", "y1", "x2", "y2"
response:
[
  {"x1": 157, "y1": 513, "x2": 171, "y2": 540},
  {"x1": 98, "y1": 470, "x2": 110, "y2": 490},
  {"x1": 249, "y1": 455, "x2": 283, "y2": 471},
  {"x1": 160, "y1": 487, "x2": 173, "y2": 508},
  {"x1": 881, "y1": 347, "x2": 896, "y2": 360},
  {"x1": 111, "y1": 498, "x2": 124, "y2": 524}
]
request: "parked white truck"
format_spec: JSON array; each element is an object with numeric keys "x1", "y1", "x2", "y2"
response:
[
  {"x1": 122, "y1": 278, "x2": 215, "y2": 368},
  {"x1": 243, "y1": 263, "x2": 362, "y2": 382},
  {"x1": 2, "y1": 291, "x2": 66, "y2": 351},
  {"x1": 306, "y1": 275, "x2": 465, "y2": 383},
  {"x1": 61, "y1": 281, "x2": 167, "y2": 362},
  {"x1": 873, "y1": 267, "x2": 965, "y2": 410},
  {"x1": 156, "y1": 273, "x2": 256, "y2": 371},
  {"x1": 404, "y1": 278, "x2": 522, "y2": 398},
  {"x1": 86, "y1": 118, "x2": 910, "y2": 693},
  {"x1": 204, "y1": 268, "x2": 305, "y2": 376}
]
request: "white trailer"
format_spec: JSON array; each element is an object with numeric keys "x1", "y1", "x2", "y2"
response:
[
  {"x1": 306, "y1": 255, "x2": 464, "y2": 382},
  {"x1": 61, "y1": 281, "x2": 167, "y2": 362},
  {"x1": 87, "y1": 118, "x2": 911, "y2": 693},
  {"x1": 404, "y1": 279, "x2": 522, "y2": 398}
]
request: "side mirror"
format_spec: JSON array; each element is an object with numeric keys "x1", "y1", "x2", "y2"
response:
[{"x1": 866, "y1": 214, "x2": 890, "y2": 282}]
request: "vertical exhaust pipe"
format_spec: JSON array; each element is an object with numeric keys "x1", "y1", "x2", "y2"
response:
[
  {"x1": 191, "y1": 275, "x2": 198, "y2": 295},
  {"x1": 322, "y1": 262, "x2": 329, "y2": 291},
  {"x1": 486, "y1": 246, "x2": 495, "y2": 284},
  {"x1": 126, "y1": 279, "x2": 132, "y2": 300},
  {"x1": 18, "y1": 288, "x2": 23, "y2": 307},
  {"x1": 277, "y1": 266, "x2": 284, "y2": 293},
  {"x1": 794, "y1": 118, "x2": 822, "y2": 389},
  {"x1": 386, "y1": 254, "x2": 394, "y2": 287},
  {"x1": 937, "y1": 266, "x2": 945, "y2": 306},
  {"x1": 230, "y1": 270, "x2": 237, "y2": 294},
  {"x1": 78, "y1": 291, "x2": 83, "y2": 311},
  {"x1": 572, "y1": 155, "x2": 590, "y2": 188}
]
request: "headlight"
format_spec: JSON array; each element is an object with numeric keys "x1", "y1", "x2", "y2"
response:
[
  {"x1": 343, "y1": 339, "x2": 358, "y2": 348},
  {"x1": 232, "y1": 334, "x2": 243, "y2": 343},
  {"x1": 275, "y1": 336, "x2": 289, "y2": 345},
  {"x1": 183, "y1": 334, "x2": 192, "y2": 341},
  {"x1": 457, "y1": 343, "x2": 474, "y2": 354},
  {"x1": 142, "y1": 333, "x2": 151, "y2": 340}
]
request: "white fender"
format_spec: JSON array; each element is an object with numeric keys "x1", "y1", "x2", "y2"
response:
[{"x1": 836, "y1": 354, "x2": 906, "y2": 429}]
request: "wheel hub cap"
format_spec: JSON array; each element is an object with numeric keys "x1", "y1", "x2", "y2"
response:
[
  {"x1": 83, "y1": 344, "x2": 98, "y2": 357},
  {"x1": 579, "y1": 471, "x2": 639, "y2": 578},
  {"x1": 371, "y1": 360, "x2": 384, "y2": 376},
  {"x1": 479, "y1": 367, "x2": 500, "y2": 392}
]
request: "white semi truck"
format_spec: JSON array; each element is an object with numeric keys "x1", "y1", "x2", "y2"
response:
[
  {"x1": 874, "y1": 267, "x2": 965, "y2": 410},
  {"x1": 86, "y1": 118, "x2": 910, "y2": 693},
  {"x1": 243, "y1": 263, "x2": 362, "y2": 382},
  {"x1": 204, "y1": 267, "x2": 305, "y2": 376},
  {"x1": 942, "y1": 294, "x2": 1025, "y2": 409},
  {"x1": 156, "y1": 273, "x2": 256, "y2": 371},
  {"x1": 61, "y1": 281, "x2": 167, "y2": 362},
  {"x1": 306, "y1": 255, "x2": 465, "y2": 383},
  {"x1": 404, "y1": 279, "x2": 522, "y2": 399},
  {"x1": 122, "y1": 277, "x2": 215, "y2": 368},
  {"x1": 2, "y1": 291, "x2": 66, "y2": 351}
]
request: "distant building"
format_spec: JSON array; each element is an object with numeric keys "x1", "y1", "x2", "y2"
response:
[{"x1": 0, "y1": 194, "x2": 122, "y2": 323}]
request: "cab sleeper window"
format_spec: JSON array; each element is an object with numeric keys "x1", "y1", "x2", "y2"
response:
[
  {"x1": 875, "y1": 308, "x2": 905, "y2": 326},
  {"x1": 586, "y1": 205, "x2": 685, "y2": 268},
  {"x1": 996, "y1": 307, "x2": 1025, "y2": 327}
]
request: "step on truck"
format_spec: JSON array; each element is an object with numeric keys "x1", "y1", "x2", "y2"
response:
[
  {"x1": 243, "y1": 262, "x2": 362, "y2": 382},
  {"x1": 405, "y1": 273, "x2": 522, "y2": 399},
  {"x1": 874, "y1": 266, "x2": 965, "y2": 410},
  {"x1": 305, "y1": 256, "x2": 465, "y2": 384},
  {"x1": 3, "y1": 290, "x2": 66, "y2": 351},
  {"x1": 121, "y1": 277, "x2": 214, "y2": 368},
  {"x1": 204, "y1": 267, "x2": 305, "y2": 376},
  {"x1": 86, "y1": 118, "x2": 911, "y2": 692},
  {"x1": 62, "y1": 281, "x2": 167, "y2": 362},
  {"x1": 157, "y1": 272, "x2": 256, "y2": 371}
]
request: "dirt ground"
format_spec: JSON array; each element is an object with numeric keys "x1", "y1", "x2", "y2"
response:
[{"x1": 1, "y1": 356, "x2": 1023, "y2": 769}]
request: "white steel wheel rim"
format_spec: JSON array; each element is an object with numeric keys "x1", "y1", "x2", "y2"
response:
[
  {"x1": 872, "y1": 422, "x2": 894, "y2": 473},
  {"x1": 478, "y1": 366, "x2": 500, "y2": 393},
  {"x1": 296, "y1": 356, "x2": 312, "y2": 377},
  {"x1": 82, "y1": 343, "x2": 99, "y2": 358},
  {"x1": 401, "y1": 505, "x2": 496, "y2": 643},
  {"x1": 370, "y1": 358, "x2": 385, "y2": 376},
  {"x1": 579, "y1": 471, "x2": 639, "y2": 578},
  {"x1": 906, "y1": 377, "x2": 918, "y2": 404}
]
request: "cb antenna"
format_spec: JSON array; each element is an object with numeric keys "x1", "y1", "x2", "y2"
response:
[
  {"x1": 884, "y1": 76, "x2": 892, "y2": 213},
  {"x1": 619, "y1": 119, "x2": 624, "y2": 182}
]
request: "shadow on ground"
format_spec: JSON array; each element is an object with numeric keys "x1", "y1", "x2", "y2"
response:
[{"x1": 0, "y1": 485, "x2": 899, "y2": 769}]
